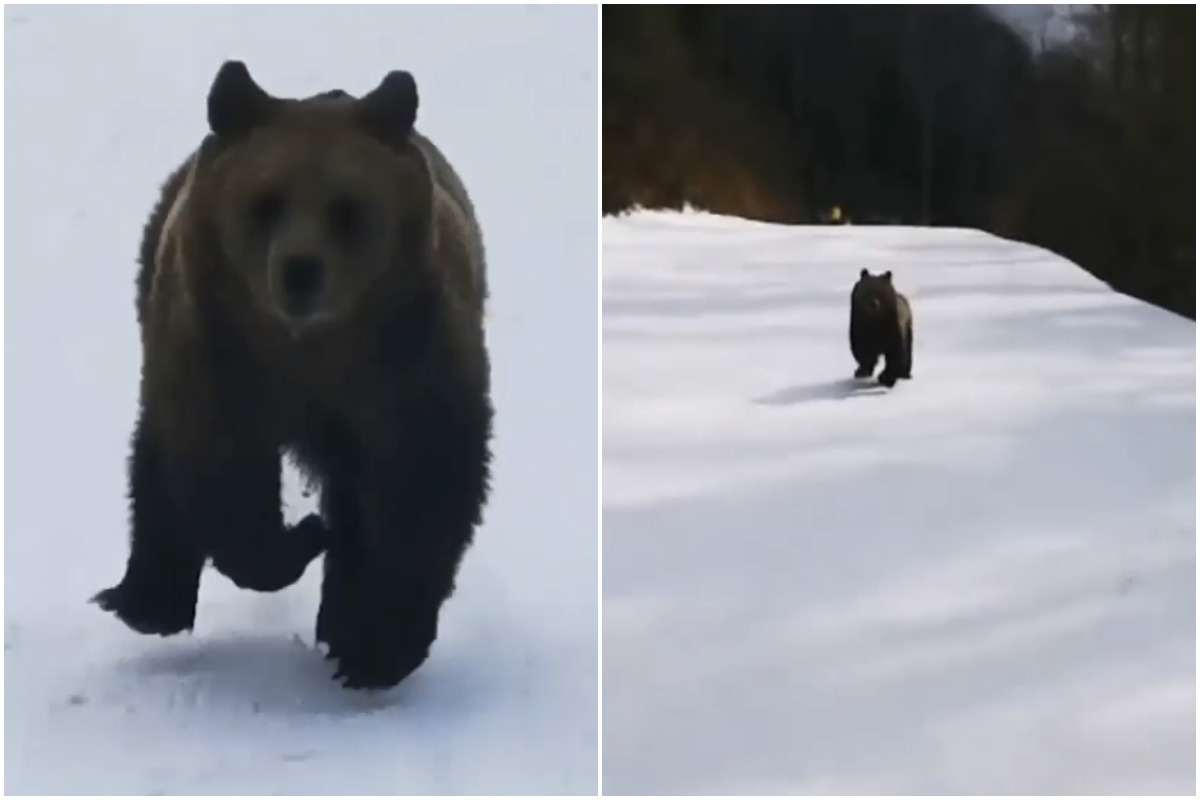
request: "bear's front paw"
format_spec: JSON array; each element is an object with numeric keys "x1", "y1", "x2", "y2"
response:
[
  {"x1": 328, "y1": 584, "x2": 437, "y2": 691},
  {"x1": 287, "y1": 513, "x2": 331, "y2": 572},
  {"x1": 91, "y1": 576, "x2": 197, "y2": 636},
  {"x1": 210, "y1": 513, "x2": 329, "y2": 593},
  {"x1": 878, "y1": 371, "x2": 898, "y2": 388},
  {"x1": 854, "y1": 364, "x2": 874, "y2": 379}
]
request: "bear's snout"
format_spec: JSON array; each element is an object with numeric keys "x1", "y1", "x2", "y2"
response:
[{"x1": 273, "y1": 253, "x2": 328, "y2": 324}]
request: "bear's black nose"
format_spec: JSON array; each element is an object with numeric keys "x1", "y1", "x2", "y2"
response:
[{"x1": 280, "y1": 254, "x2": 325, "y2": 313}]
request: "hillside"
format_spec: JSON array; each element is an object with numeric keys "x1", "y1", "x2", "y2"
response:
[{"x1": 602, "y1": 210, "x2": 1196, "y2": 795}]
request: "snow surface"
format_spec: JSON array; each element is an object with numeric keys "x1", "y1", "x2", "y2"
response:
[
  {"x1": 602, "y1": 210, "x2": 1196, "y2": 795},
  {"x1": 5, "y1": 5, "x2": 598, "y2": 795}
]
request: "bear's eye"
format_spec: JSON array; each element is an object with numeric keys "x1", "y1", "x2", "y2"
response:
[
  {"x1": 249, "y1": 190, "x2": 286, "y2": 229},
  {"x1": 328, "y1": 194, "x2": 365, "y2": 243}
]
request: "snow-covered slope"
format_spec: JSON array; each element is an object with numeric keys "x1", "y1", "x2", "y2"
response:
[
  {"x1": 5, "y1": 5, "x2": 598, "y2": 795},
  {"x1": 602, "y1": 210, "x2": 1195, "y2": 795}
]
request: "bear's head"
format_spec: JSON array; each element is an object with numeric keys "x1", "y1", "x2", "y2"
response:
[
  {"x1": 188, "y1": 61, "x2": 433, "y2": 336},
  {"x1": 851, "y1": 268, "x2": 898, "y2": 319}
]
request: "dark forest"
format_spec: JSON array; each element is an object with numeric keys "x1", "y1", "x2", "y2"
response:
[{"x1": 602, "y1": 5, "x2": 1195, "y2": 319}]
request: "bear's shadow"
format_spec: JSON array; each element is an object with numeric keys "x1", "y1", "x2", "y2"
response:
[
  {"x1": 753, "y1": 377, "x2": 888, "y2": 406},
  {"x1": 123, "y1": 634, "x2": 479, "y2": 719}
]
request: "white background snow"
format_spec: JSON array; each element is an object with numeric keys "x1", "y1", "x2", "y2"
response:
[
  {"x1": 603, "y1": 210, "x2": 1196, "y2": 795},
  {"x1": 5, "y1": 5, "x2": 598, "y2": 795}
]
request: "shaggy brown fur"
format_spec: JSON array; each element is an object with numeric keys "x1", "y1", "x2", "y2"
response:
[
  {"x1": 849, "y1": 268, "x2": 913, "y2": 388},
  {"x1": 94, "y1": 61, "x2": 493, "y2": 691}
]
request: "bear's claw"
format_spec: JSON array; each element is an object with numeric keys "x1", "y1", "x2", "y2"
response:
[
  {"x1": 322, "y1": 582, "x2": 435, "y2": 690},
  {"x1": 331, "y1": 639, "x2": 430, "y2": 690},
  {"x1": 91, "y1": 581, "x2": 196, "y2": 637}
]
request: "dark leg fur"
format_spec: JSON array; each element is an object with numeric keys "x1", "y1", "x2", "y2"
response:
[
  {"x1": 878, "y1": 327, "x2": 909, "y2": 388},
  {"x1": 899, "y1": 320, "x2": 914, "y2": 380},
  {"x1": 316, "y1": 546, "x2": 347, "y2": 657},
  {"x1": 94, "y1": 417, "x2": 326, "y2": 637},
  {"x1": 314, "y1": 472, "x2": 362, "y2": 661},
  {"x1": 92, "y1": 418, "x2": 205, "y2": 636},
  {"x1": 849, "y1": 323, "x2": 879, "y2": 379},
  {"x1": 198, "y1": 450, "x2": 326, "y2": 593},
  {"x1": 317, "y1": 393, "x2": 493, "y2": 691}
]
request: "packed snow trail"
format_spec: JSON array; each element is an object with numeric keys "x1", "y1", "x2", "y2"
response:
[
  {"x1": 602, "y1": 210, "x2": 1196, "y2": 795},
  {"x1": 5, "y1": 5, "x2": 598, "y2": 795}
]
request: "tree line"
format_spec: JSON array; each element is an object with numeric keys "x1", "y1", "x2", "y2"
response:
[{"x1": 603, "y1": 5, "x2": 1195, "y2": 319}]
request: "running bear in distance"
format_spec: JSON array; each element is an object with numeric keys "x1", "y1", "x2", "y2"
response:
[{"x1": 849, "y1": 268, "x2": 913, "y2": 388}]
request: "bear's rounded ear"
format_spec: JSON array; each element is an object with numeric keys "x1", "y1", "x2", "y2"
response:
[
  {"x1": 207, "y1": 60, "x2": 279, "y2": 137},
  {"x1": 356, "y1": 70, "x2": 419, "y2": 142},
  {"x1": 859, "y1": 268, "x2": 869, "y2": 279},
  {"x1": 882, "y1": 270, "x2": 893, "y2": 282}
]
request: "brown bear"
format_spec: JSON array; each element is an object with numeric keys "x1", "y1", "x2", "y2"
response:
[
  {"x1": 849, "y1": 268, "x2": 913, "y2": 388},
  {"x1": 92, "y1": 61, "x2": 493, "y2": 691}
]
